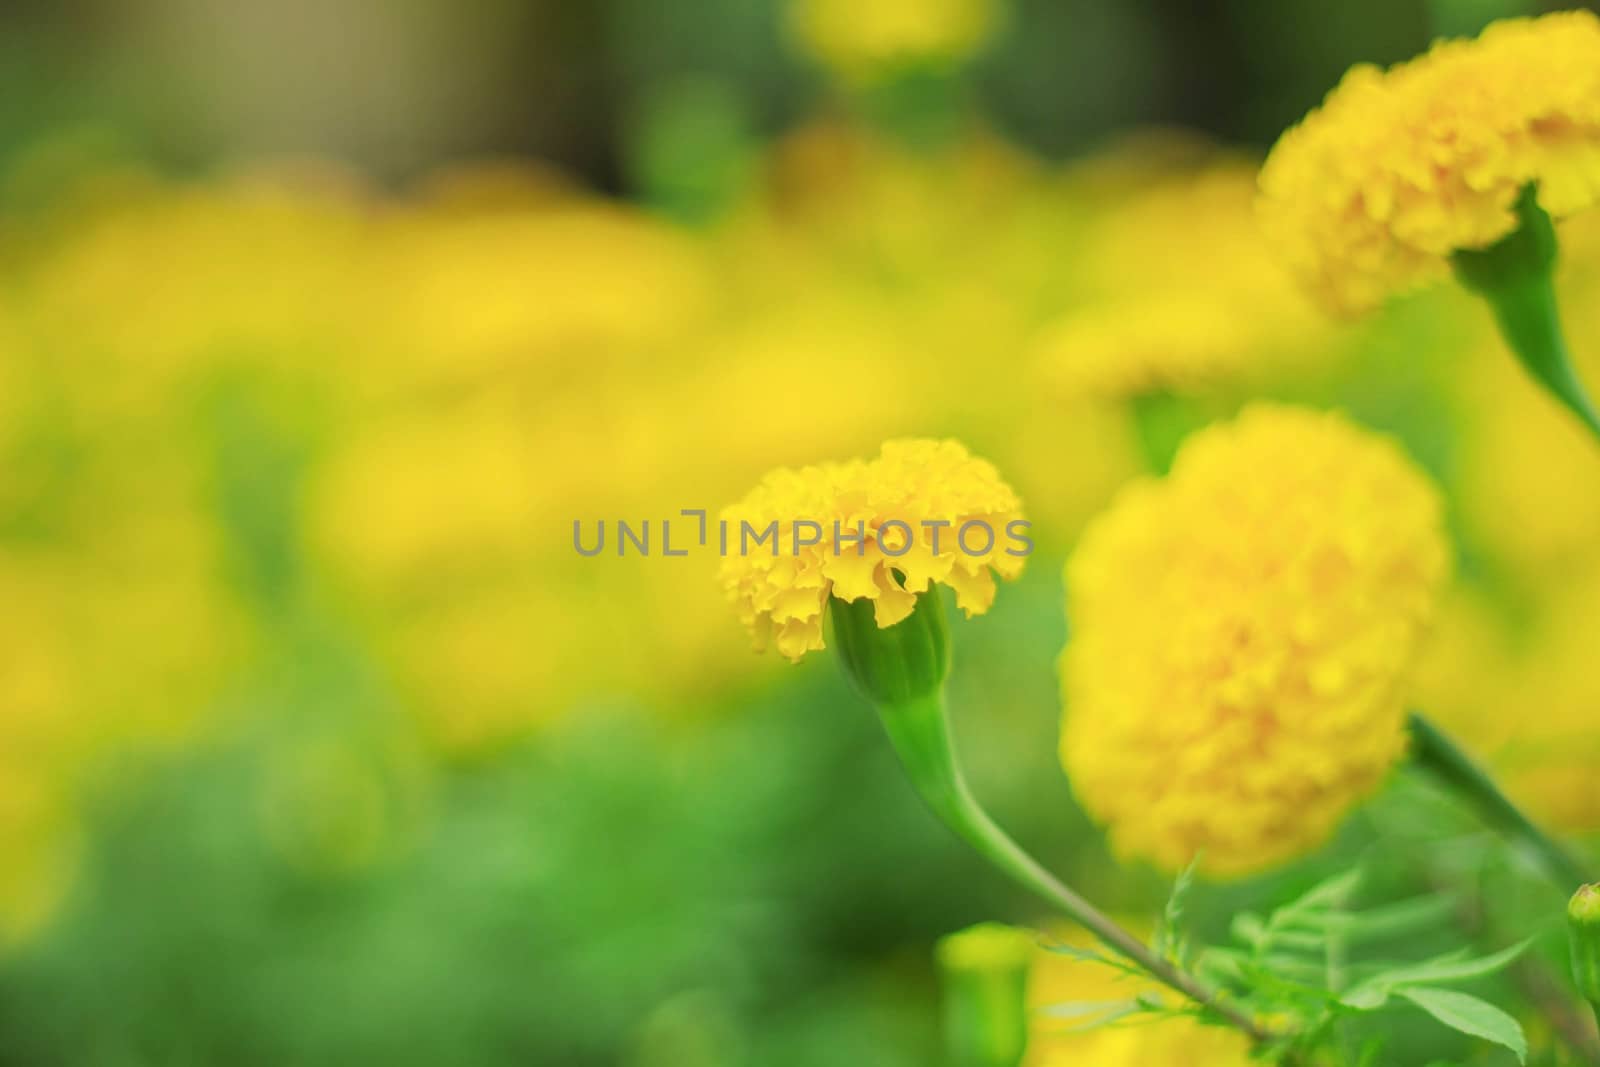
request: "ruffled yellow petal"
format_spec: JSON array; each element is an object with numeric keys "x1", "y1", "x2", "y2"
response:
[
  {"x1": 719, "y1": 438, "x2": 1027, "y2": 662},
  {"x1": 1060, "y1": 405, "x2": 1450, "y2": 877},
  {"x1": 1259, "y1": 11, "x2": 1600, "y2": 315}
]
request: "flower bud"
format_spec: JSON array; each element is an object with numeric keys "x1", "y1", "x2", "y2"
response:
[
  {"x1": 936, "y1": 922, "x2": 1034, "y2": 1067},
  {"x1": 1569, "y1": 883, "x2": 1600, "y2": 1007},
  {"x1": 829, "y1": 587, "x2": 950, "y2": 707}
]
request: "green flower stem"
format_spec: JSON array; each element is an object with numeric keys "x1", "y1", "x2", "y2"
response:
[
  {"x1": 936, "y1": 924, "x2": 1034, "y2": 1067},
  {"x1": 875, "y1": 688, "x2": 1276, "y2": 1046},
  {"x1": 940, "y1": 965, "x2": 1027, "y2": 1067},
  {"x1": 1453, "y1": 185, "x2": 1600, "y2": 444},
  {"x1": 1408, "y1": 712, "x2": 1591, "y2": 888}
]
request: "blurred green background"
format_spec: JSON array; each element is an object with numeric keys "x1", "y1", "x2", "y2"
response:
[{"x1": 2, "y1": 2, "x2": 1599, "y2": 1065}]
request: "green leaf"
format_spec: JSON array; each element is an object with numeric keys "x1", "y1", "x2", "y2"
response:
[
  {"x1": 1153, "y1": 854, "x2": 1200, "y2": 962},
  {"x1": 1037, "y1": 999, "x2": 1140, "y2": 1021},
  {"x1": 1356, "y1": 940, "x2": 1529, "y2": 998},
  {"x1": 1134, "y1": 990, "x2": 1166, "y2": 1011},
  {"x1": 1318, "y1": 895, "x2": 1459, "y2": 940},
  {"x1": 1037, "y1": 999, "x2": 1145, "y2": 1032},
  {"x1": 1291, "y1": 895, "x2": 1458, "y2": 943},
  {"x1": 1397, "y1": 987, "x2": 1527, "y2": 1064},
  {"x1": 1195, "y1": 948, "x2": 1247, "y2": 983},
  {"x1": 1038, "y1": 941, "x2": 1113, "y2": 963},
  {"x1": 1036, "y1": 938, "x2": 1146, "y2": 980},
  {"x1": 1277, "y1": 869, "x2": 1363, "y2": 920},
  {"x1": 1260, "y1": 929, "x2": 1328, "y2": 953},
  {"x1": 1340, "y1": 985, "x2": 1391, "y2": 1011},
  {"x1": 1230, "y1": 912, "x2": 1266, "y2": 949}
]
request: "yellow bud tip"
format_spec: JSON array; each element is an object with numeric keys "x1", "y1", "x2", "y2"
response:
[
  {"x1": 1570, "y1": 884, "x2": 1600, "y2": 926},
  {"x1": 935, "y1": 922, "x2": 1036, "y2": 974}
]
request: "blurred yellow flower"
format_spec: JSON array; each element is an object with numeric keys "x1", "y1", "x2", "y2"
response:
[
  {"x1": 19, "y1": 173, "x2": 369, "y2": 417},
  {"x1": 1259, "y1": 11, "x2": 1600, "y2": 315},
  {"x1": 1035, "y1": 294, "x2": 1251, "y2": 400},
  {"x1": 363, "y1": 194, "x2": 712, "y2": 397},
  {"x1": 720, "y1": 439, "x2": 1026, "y2": 662},
  {"x1": 1025, "y1": 925, "x2": 1251, "y2": 1066},
  {"x1": 1061, "y1": 405, "x2": 1450, "y2": 877},
  {"x1": 1036, "y1": 160, "x2": 1327, "y2": 401},
  {"x1": 789, "y1": 0, "x2": 997, "y2": 81}
]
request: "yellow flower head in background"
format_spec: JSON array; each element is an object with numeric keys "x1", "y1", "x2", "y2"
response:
[
  {"x1": 720, "y1": 439, "x2": 1026, "y2": 662},
  {"x1": 1061, "y1": 405, "x2": 1450, "y2": 877},
  {"x1": 1034, "y1": 294, "x2": 1252, "y2": 400},
  {"x1": 1258, "y1": 11, "x2": 1600, "y2": 316},
  {"x1": 789, "y1": 0, "x2": 998, "y2": 82},
  {"x1": 1034, "y1": 159, "x2": 1329, "y2": 402},
  {"x1": 1026, "y1": 924, "x2": 1251, "y2": 1067}
]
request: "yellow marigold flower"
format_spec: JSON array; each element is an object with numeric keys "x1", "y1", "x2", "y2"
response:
[
  {"x1": 1035, "y1": 160, "x2": 1329, "y2": 402},
  {"x1": 789, "y1": 0, "x2": 997, "y2": 81},
  {"x1": 1258, "y1": 11, "x2": 1600, "y2": 316},
  {"x1": 719, "y1": 438, "x2": 1026, "y2": 662},
  {"x1": 1061, "y1": 405, "x2": 1450, "y2": 877},
  {"x1": 1035, "y1": 294, "x2": 1251, "y2": 400}
]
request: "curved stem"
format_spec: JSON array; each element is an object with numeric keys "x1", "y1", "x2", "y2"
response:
[
  {"x1": 1408, "y1": 712, "x2": 1591, "y2": 889},
  {"x1": 876, "y1": 691, "x2": 1280, "y2": 1047},
  {"x1": 1471, "y1": 266, "x2": 1600, "y2": 441},
  {"x1": 1453, "y1": 185, "x2": 1600, "y2": 445}
]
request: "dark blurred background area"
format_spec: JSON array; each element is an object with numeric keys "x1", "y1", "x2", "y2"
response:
[{"x1": 0, "y1": 0, "x2": 1460, "y2": 190}]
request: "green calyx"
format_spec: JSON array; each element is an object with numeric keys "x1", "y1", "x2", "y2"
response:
[
  {"x1": 829, "y1": 587, "x2": 951, "y2": 706},
  {"x1": 1452, "y1": 184, "x2": 1600, "y2": 442},
  {"x1": 1570, "y1": 884, "x2": 1600, "y2": 1008}
]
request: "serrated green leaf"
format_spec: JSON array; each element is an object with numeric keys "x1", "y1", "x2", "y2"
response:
[
  {"x1": 1255, "y1": 953, "x2": 1334, "y2": 982},
  {"x1": 1261, "y1": 929, "x2": 1328, "y2": 953},
  {"x1": 1134, "y1": 990, "x2": 1166, "y2": 1011},
  {"x1": 1231, "y1": 912, "x2": 1266, "y2": 948},
  {"x1": 1154, "y1": 854, "x2": 1200, "y2": 962},
  {"x1": 1036, "y1": 938, "x2": 1147, "y2": 980},
  {"x1": 1038, "y1": 999, "x2": 1145, "y2": 1033},
  {"x1": 1398, "y1": 987, "x2": 1527, "y2": 1064},
  {"x1": 1341, "y1": 939, "x2": 1530, "y2": 1006},
  {"x1": 1340, "y1": 985, "x2": 1391, "y2": 1011},
  {"x1": 1284, "y1": 895, "x2": 1458, "y2": 943},
  {"x1": 1195, "y1": 947, "x2": 1246, "y2": 983},
  {"x1": 1038, "y1": 999, "x2": 1140, "y2": 1021},
  {"x1": 1277, "y1": 869, "x2": 1363, "y2": 919},
  {"x1": 1038, "y1": 941, "x2": 1111, "y2": 962}
]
